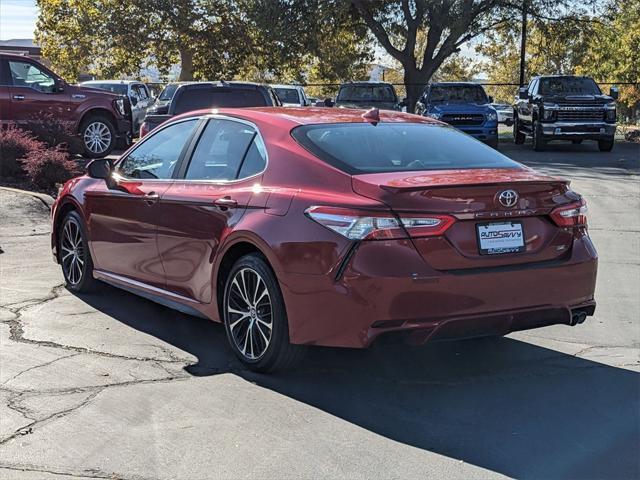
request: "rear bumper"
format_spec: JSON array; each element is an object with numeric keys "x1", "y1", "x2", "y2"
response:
[
  {"x1": 541, "y1": 122, "x2": 616, "y2": 140},
  {"x1": 281, "y1": 235, "x2": 598, "y2": 348}
]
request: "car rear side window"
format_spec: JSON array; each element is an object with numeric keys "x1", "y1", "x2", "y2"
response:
[
  {"x1": 174, "y1": 88, "x2": 268, "y2": 115},
  {"x1": 184, "y1": 119, "x2": 264, "y2": 181},
  {"x1": 118, "y1": 119, "x2": 198, "y2": 179},
  {"x1": 292, "y1": 123, "x2": 519, "y2": 174}
]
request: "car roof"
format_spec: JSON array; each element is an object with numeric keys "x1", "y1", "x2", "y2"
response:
[
  {"x1": 179, "y1": 81, "x2": 271, "y2": 89},
  {"x1": 430, "y1": 82, "x2": 483, "y2": 87},
  {"x1": 171, "y1": 106, "x2": 438, "y2": 128},
  {"x1": 81, "y1": 80, "x2": 141, "y2": 85},
  {"x1": 532, "y1": 75, "x2": 593, "y2": 80},
  {"x1": 271, "y1": 84, "x2": 303, "y2": 90},
  {"x1": 339, "y1": 81, "x2": 394, "y2": 87}
]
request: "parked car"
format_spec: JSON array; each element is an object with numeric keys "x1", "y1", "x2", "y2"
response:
[
  {"x1": 0, "y1": 53, "x2": 131, "y2": 157},
  {"x1": 80, "y1": 80, "x2": 153, "y2": 135},
  {"x1": 416, "y1": 82, "x2": 499, "y2": 148},
  {"x1": 335, "y1": 81, "x2": 403, "y2": 110},
  {"x1": 514, "y1": 75, "x2": 618, "y2": 151},
  {"x1": 146, "y1": 82, "x2": 192, "y2": 115},
  {"x1": 51, "y1": 107, "x2": 597, "y2": 372},
  {"x1": 272, "y1": 84, "x2": 310, "y2": 106},
  {"x1": 491, "y1": 103, "x2": 514, "y2": 126},
  {"x1": 139, "y1": 81, "x2": 281, "y2": 136}
]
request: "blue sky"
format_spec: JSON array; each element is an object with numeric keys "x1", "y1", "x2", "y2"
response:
[{"x1": 0, "y1": 0, "x2": 37, "y2": 40}]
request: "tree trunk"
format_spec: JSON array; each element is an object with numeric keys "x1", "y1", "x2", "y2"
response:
[
  {"x1": 403, "y1": 69, "x2": 428, "y2": 113},
  {"x1": 178, "y1": 47, "x2": 194, "y2": 81}
]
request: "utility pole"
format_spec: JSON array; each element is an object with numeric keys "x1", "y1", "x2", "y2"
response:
[{"x1": 519, "y1": 0, "x2": 527, "y2": 86}]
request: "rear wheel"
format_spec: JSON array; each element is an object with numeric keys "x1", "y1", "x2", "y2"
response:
[
  {"x1": 532, "y1": 120, "x2": 546, "y2": 151},
  {"x1": 598, "y1": 138, "x2": 614, "y2": 152},
  {"x1": 59, "y1": 211, "x2": 96, "y2": 293},
  {"x1": 223, "y1": 254, "x2": 305, "y2": 373},
  {"x1": 513, "y1": 116, "x2": 526, "y2": 145}
]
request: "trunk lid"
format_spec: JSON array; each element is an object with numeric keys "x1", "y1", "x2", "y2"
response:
[{"x1": 352, "y1": 168, "x2": 579, "y2": 270}]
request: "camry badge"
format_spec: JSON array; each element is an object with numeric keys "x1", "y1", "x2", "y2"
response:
[{"x1": 498, "y1": 189, "x2": 519, "y2": 208}]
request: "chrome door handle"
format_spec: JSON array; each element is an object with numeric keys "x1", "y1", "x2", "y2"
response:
[
  {"x1": 13, "y1": 95, "x2": 25, "y2": 100},
  {"x1": 143, "y1": 192, "x2": 159, "y2": 205},
  {"x1": 214, "y1": 197, "x2": 237, "y2": 209}
]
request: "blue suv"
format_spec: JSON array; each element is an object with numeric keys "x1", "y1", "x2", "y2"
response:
[{"x1": 416, "y1": 82, "x2": 499, "y2": 148}]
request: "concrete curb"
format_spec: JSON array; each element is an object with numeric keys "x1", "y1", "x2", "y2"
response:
[{"x1": 0, "y1": 186, "x2": 55, "y2": 210}]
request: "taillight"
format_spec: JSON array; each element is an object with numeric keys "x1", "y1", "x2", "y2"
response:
[
  {"x1": 139, "y1": 122, "x2": 149, "y2": 137},
  {"x1": 305, "y1": 206, "x2": 454, "y2": 240},
  {"x1": 550, "y1": 199, "x2": 588, "y2": 227}
]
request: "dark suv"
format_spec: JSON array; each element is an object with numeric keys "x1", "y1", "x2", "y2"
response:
[
  {"x1": 513, "y1": 75, "x2": 618, "y2": 152},
  {"x1": 140, "y1": 81, "x2": 281, "y2": 136},
  {"x1": 0, "y1": 53, "x2": 132, "y2": 157}
]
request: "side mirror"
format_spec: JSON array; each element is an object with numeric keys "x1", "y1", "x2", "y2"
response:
[
  {"x1": 518, "y1": 87, "x2": 529, "y2": 100},
  {"x1": 87, "y1": 159, "x2": 117, "y2": 189},
  {"x1": 55, "y1": 80, "x2": 65, "y2": 93},
  {"x1": 488, "y1": 95, "x2": 494, "y2": 103},
  {"x1": 399, "y1": 97, "x2": 408, "y2": 107},
  {"x1": 609, "y1": 86, "x2": 619, "y2": 100}
]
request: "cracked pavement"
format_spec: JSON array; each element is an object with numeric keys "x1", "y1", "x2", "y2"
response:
[{"x1": 0, "y1": 141, "x2": 638, "y2": 479}]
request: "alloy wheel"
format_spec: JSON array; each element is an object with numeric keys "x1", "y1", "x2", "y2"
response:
[
  {"x1": 60, "y1": 217, "x2": 85, "y2": 286},
  {"x1": 83, "y1": 121, "x2": 112, "y2": 154},
  {"x1": 226, "y1": 268, "x2": 273, "y2": 360}
]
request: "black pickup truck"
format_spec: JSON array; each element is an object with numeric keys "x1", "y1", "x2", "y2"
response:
[
  {"x1": 513, "y1": 75, "x2": 618, "y2": 152},
  {"x1": 140, "y1": 81, "x2": 281, "y2": 136}
]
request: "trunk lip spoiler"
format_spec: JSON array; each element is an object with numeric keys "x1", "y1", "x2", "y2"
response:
[{"x1": 378, "y1": 179, "x2": 570, "y2": 193}]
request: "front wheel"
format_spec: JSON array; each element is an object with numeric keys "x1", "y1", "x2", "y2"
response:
[
  {"x1": 223, "y1": 254, "x2": 305, "y2": 373},
  {"x1": 598, "y1": 138, "x2": 614, "y2": 152},
  {"x1": 80, "y1": 115, "x2": 116, "y2": 158},
  {"x1": 513, "y1": 117, "x2": 526, "y2": 145},
  {"x1": 59, "y1": 211, "x2": 96, "y2": 293},
  {"x1": 532, "y1": 120, "x2": 546, "y2": 151}
]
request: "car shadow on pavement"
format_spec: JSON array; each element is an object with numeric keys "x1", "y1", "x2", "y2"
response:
[{"x1": 75, "y1": 283, "x2": 640, "y2": 480}]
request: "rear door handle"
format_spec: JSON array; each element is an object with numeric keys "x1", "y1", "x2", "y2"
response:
[
  {"x1": 214, "y1": 197, "x2": 237, "y2": 209},
  {"x1": 13, "y1": 95, "x2": 25, "y2": 100}
]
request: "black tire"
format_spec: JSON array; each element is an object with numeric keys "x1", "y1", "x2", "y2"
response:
[
  {"x1": 598, "y1": 138, "x2": 614, "y2": 152},
  {"x1": 80, "y1": 114, "x2": 116, "y2": 158},
  {"x1": 513, "y1": 117, "x2": 526, "y2": 145},
  {"x1": 532, "y1": 120, "x2": 546, "y2": 151},
  {"x1": 223, "y1": 254, "x2": 305, "y2": 373},
  {"x1": 572, "y1": 139, "x2": 583, "y2": 145},
  {"x1": 59, "y1": 211, "x2": 96, "y2": 293}
]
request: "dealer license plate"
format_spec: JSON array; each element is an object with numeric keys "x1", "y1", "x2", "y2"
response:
[{"x1": 477, "y1": 221, "x2": 525, "y2": 255}]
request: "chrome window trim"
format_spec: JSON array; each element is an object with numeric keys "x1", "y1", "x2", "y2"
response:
[{"x1": 175, "y1": 113, "x2": 269, "y2": 185}]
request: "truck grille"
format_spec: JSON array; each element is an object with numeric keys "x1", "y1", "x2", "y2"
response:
[
  {"x1": 441, "y1": 114, "x2": 484, "y2": 126},
  {"x1": 557, "y1": 109, "x2": 604, "y2": 121}
]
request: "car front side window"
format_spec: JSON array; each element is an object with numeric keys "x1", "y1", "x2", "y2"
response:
[
  {"x1": 118, "y1": 119, "x2": 198, "y2": 179},
  {"x1": 8, "y1": 61, "x2": 56, "y2": 93}
]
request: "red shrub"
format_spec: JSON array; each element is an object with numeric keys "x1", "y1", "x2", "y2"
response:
[
  {"x1": 22, "y1": 145, "x2": 79, "y2": 189},
  {"x1": 0, "y1": 126, "x2": 43, "y2": 178}
]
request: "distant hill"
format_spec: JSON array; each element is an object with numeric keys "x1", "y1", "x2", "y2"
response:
[{"x1": 0, "y1": 38, "x2": 38, "y2": 47}]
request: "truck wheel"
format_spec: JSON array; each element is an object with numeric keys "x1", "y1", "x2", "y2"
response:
[
  {"x1": 80, "y1": 115, "x2": 116, "y2": 158},
  {"x1": 513, "y1": 117, "x2": 526, "y2": 145},
  {"x1": 598, "y1": 138, "x2": 614, "y2": 152},
  {"x1": 532, "y1": 120, "x2": 546, "y2": 151}
]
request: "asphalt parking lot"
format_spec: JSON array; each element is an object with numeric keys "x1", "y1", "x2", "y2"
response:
[{"x1": 0, "y1": 139, "x2": 638, "y2": 480}]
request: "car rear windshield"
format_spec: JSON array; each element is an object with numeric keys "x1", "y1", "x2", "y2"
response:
[
  {"x1": 173, "y1": 88, "x2": 268, "y2": 114},
  {"x1": 539, "y1": 77, "x2": 601, "y2": 96},
  {"x1": 86, "y1": 83, "x2": 127, "y2": 95},
  {"x1": 337, "y1": 85, "x2": 397, "y2": 103},
  {"x1": 159, "y1": 83, "x2": 179, "y2": 100},
  {"x1": 274, "y1": 88, "x2": 300, "y2": 103},
  {"x1": 291, "y1": 123, "x2": 519, "y2": 174},
  {"x1": 428, "y1": 85, "x2": 488, "y2": 104}
]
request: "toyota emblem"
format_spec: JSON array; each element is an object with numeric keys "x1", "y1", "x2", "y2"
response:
[{"x1": 498, "y1": 189, "x2": 519, "y2": 208}]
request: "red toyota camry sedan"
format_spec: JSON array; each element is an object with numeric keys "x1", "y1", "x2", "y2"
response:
[{"x1": 51, "y1": 107, "x2": 597, "y2": 372}]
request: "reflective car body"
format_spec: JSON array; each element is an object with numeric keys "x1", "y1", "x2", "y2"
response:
[{"x1": 51, "y1": 107, "x2": 597, "y2": 350}]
